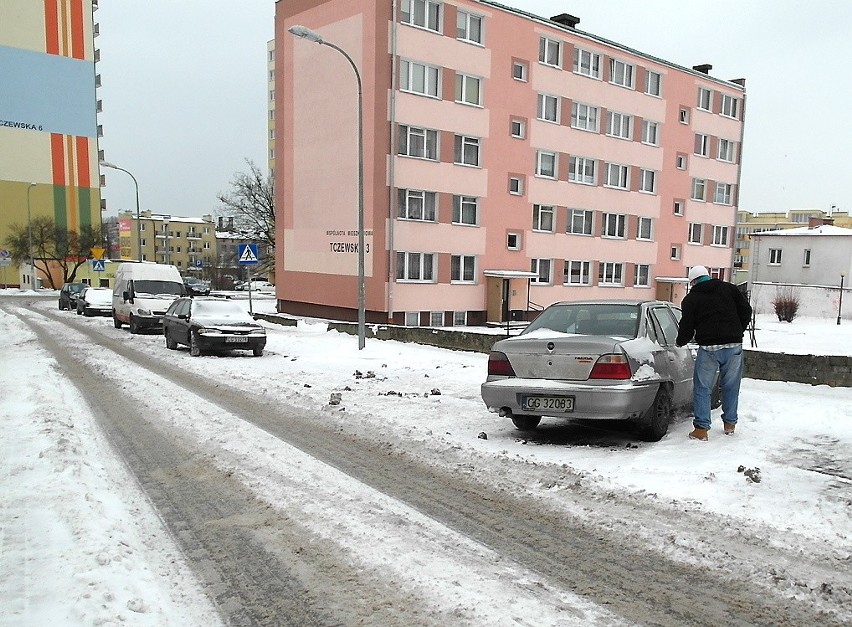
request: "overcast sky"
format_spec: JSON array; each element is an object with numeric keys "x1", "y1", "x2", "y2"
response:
[{"x1": 95, "y1": 0, "x2": 852, "y2": 219}]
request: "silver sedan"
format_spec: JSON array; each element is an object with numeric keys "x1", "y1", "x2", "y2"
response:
[{"x1": 480, "y1": 300, "x2": 697, "y2": 441}]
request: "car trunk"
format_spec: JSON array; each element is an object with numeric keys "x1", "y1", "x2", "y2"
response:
[{"x1": 503, "y1": 337, "x2": 622, "y2": 380}]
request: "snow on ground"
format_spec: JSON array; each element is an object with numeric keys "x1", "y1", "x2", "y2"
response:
[{"x1": 1, "y1": 288, "x2": 851, "y2": 625}]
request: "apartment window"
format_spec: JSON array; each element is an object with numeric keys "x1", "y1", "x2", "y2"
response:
[
  {"x1": 676, "y1": 154, "x2": 687, "y2": 169},
  {"x1": 568, "y1": 156, "x2": 596, "y2": 185},
  {"x1": 269, "y1": 129, "x2": 275, "y2": 140},
  {"x1": 537, "y1": 93, "x2": 560, "y2": 123},
  {"x1": 565, "y1": 260, "x2": 592, "y2": 285},
  {"x1": 404, "y1": 312, "x2": 420, "y2": 327},
  {"x1": 691, "y1": 178, "x2": 707, "y2": 201},
  {"x1": 452, "y1": 195, "x2": 478, "y2": 225},
  {"x1": 571, "y1": 102, "x2": 599, "y2": 132},
  {"x1": 569, "y1": 209, "x2": 594, "y2": 235},
  {"x1": 715, "y1": 182, "x2": 733, "y2": 205},
  {"x1": 603, "y1": 213, "x2": 626, "y2": 238},
  {"x1": 531, "y1": 258, "x2": 552, "y2": 284},
  {"x1": 510, "y1": 118, "x2": 525, "y2": 138},
  {"x1": 673, "y1": 200, "x2": 684, "y2": 216},
  {"x1": 642, "y1": 120, "x2": 659, "y2": 145},
  {"x1": 508, "y1": 176, "x2": 523, "y2": 195},
  {"x1": 428, "y1": 311, "x2": 444, "y2": 327},
  {"x1": 399, "y1": 125, "x2": 438, "y2": 160},
  {"x1": 453, "y1": 311, "x2": 467, "y2": 326},
  {"x1": 634, "y1": 264, "x2": 650, "y2": 287},
  {"x1": 697, "y1": 87, "x2": 712, "y2": 111},
  {"x1": 803, "y1": 249, "x2": 811, "y2": 266},
  {"x1": 712, "y1": 225, "x2": 730, "y2": 246},
  {"x1": 679, "y1": 108, "x2": 690, "y2": 124},
  {"x1": 269, "y1": 90, "x2": 274, "y2": 102},
  {"x1": 451, "y1": 255, "x2": 476, "y2": 282},
  {"x1": 455, "y1": 73, "x2": 482, "y2": 106},
  {"x1": 599, "y1": 262, "x2": 624, "y2": 286},
  {"x1": 454, "y1": 135, "x2": 480, "y2": 166},
  {"x1": 573, "y1": 47, "x2": 601, "y2": 78},
  {"x1": 532, "y1": 204, "x2": 555, "y2": 232},
  {"x1": 637, "y1": 217, "x2": 653, "y2": 240},
  {"x1": 721, "y1": 94, "x2": 739, "y2": 119},
  {"x1": 456, "y1": 10, "x2": 483, "y2": 44},
  {"x1": 694, "y1": 133, "x2": 710, "y2": 157},
  {"x1": 609, "y1": 59, "x2": 635, "y2": 88},
  {"x1": 607, "y1": 111, "x2": 632, "y2": 139},
  {"x1": 645, "y1": 70, "x2": 662, "y2": 96},
  {"x1": 604, "y1": 163, "x2": 629, "y2": 189},
  {"x1": 398, "y1": 189, "x2": 437, "y2": 221},
  {"x1": 269, "y1": 109, "x2": 275, "y2": 120},
  {"x1": 671, "y1": 245, "x2": 681, "y2": 260},
  {"x1": 688, "y1": 222, "x2": 703, "y2": 244},
  {"x1": 507, "y1": 232, "x2": 521, "y2": 250},
  {"x1": 539, "y1": 36, "x2": 562, "y2": 67},
  {"x1": 639, "y1": 169, "x2": 657, "y2": 194},
  {"x1": 536, "y1": 151, "x2": 557, "y2": 178},
  {"x1": 269, "y1": 148, "x2": 275, "y2": 160},
  {"x1": 512, "y1": 61, "x2": 528, "y2": 81},
  {"x1": 769, "y1": 248, "x2": 782, "y2": 265},
  {"x1": 401, "y1": 60, "x2": 440, "y2": 97},
  {"x1": 401, "y1": 0, "x2": 441, "y2": 32},
  {"x1": 718, "y1": 138, "x2": 736, "y2": 162},
  {"x1": 396, "y1": 251, "x2": 435, "y2": 281}
]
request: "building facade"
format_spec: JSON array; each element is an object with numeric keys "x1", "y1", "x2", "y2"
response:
[
  {"x1": 116, "y1": 210, "x2": 217, "y2": 272},
  {"x1": 0, "y1": 0, "x2": 102, "y2": 287},
  {"x1": 275, "y1": 1, "x2": 746, "y2": 325}
]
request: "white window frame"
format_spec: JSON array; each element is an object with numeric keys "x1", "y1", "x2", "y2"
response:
[
  {"x1": 714, "y1": 182, "x2": 733, "y2": 205},
  {"x1": 676, "y1": 154, "x2": 687, "y2": 169},
  {"x1": 609, "y1": 58, "x2": 635, "y2": 88},
  {"x1": 565, "y1": 260, "x2": 592, "y2": 285},
  {"x1": 568, "y1": 156, "x2": 596, "y2": 185},
  {"x1": 697, "y1": 87, "x2": 712, "y2": 111},
  {"x1": 639, "y1": 169, "x2": 657, "y2": 194},
  {"x1": 531, "y1": 258, "x2": 552, "y2": 284},
  {"x1": 455, "y1": 73, "x2": 482, "y2": 106},
  {"x1": 712, "y1": 225, "x2": 730, "y2": 247},
  {"x1": 673, "y1": 200, "x2": 684, "y2": 216},
  {"x1": 454, "y1": 135, "x2": 481, "y2": 167},
  {"x1": 769, "y1": 248, "x2": 782, "y2": 265},
  {"x1": 642, "y1": 120, "x2": 659, "y2": 145},
  {"x1": 456, "y1": 10, "x2": 483, "y2": 45},
  {"x1": 510, "y1": 118, "x2": 525, "y2": 138},
  {"x1": 404, "y1": 311, "x2": 420, "y2": 327},
  {"x1": 568, "y1": 209, "x2": 594, "y2": 235},
  {"x1": 508, "y1": 176, "x2": 523, "y2": 195},
  {"x1": 645, "y1": 70, "x2": 662, "y2": 96},
  {"x1": 399, "y1": 124, "x2": 438, "y2": 160},
  {"x1": 606, "y1": 111, "x2": 632, "y2": 139},
  {"x1": 634, "y1": 264, "x2": 651, "y2": 287},
  {"x1": 532, "y1": 204, "x2": 555, "y2": 232},
  {"x1": 671, "y1": 245, "x2": 681, "y2": 260},
  {"x1": 506, "y1": 232, "x2": 521, "y2": 250},
  {"x1": 539, "y1": 36, "x2": 562, "y2": 68},
  {"x1": 637, "y1": 216, "x2": 653, "y2": 240},
  {"x1": 694, "y1": 133, "x2": 710, "y2": 157},
  {"x1": 453, "y1": 311, "x2": 467, "y2": 326},
  {"x1": 429, "y1": 311, "x2": 444, "y2": 327},
  {"x1": 401, "y1": 0, "x2": 442, "y2": 32},
  {"x1": 451, "y1": 254, "x2": 477, "y2": 283},
  {"x1": 679, "y1": 108, "x2": 690, "y2": 124},
  {"x1": 573, "y1": 47, "x2": 601, "y2": 78},
  {"x1": 604, "y1": 162, "x2": 629, "y2": 189},
  {"x1": 721, "y1": 94, "x2": 739, "y2": 119},
  {"x1": 537, "y1": 93, "x2": 560, "y2": 123},
  {"x1": 803, "y1": 249, "x2": 811, "y2": 267},
  {"x1": 691, "y1": 178, "x2": 707, "y2": 201},
  {"x1": 717, "y1": 138, "x2": 736, "y2": 163},
  {"x1": 688, "y1": 222, "x2": 704, "y2": 244},
  {"x1": 536, "y1": 150, "x2": 557, "y2": 178},
  {"x1": 396, "y1": 251, "x2": 436, "y2": 282},
  {"x1": 602, "y1": 212, "x2": 627, "y2": 239},
  {"x1": 398, "y1": 188, "x2": 437, "y2": 222},
  {"x1": 571, "y1": 102, "x2": 599, "y2": 132},
  {"x1": 400, "y1": 59, "x2": 440, "y2": 98},
  {"x1": 452, "y1": 195, "x2": 479, "y2": 226},
  {"x1": 598, "y1": 262, "x2": 624, "y2": 286},
  {"x1": 512, "y1": 60, "x2": 527, "y2": 82}
]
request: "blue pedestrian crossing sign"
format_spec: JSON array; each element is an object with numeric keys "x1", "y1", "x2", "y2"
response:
[
  {"x1": 238, "y1": 243, "x2": 259, "y2": 265},
  {"x1": 91, "y1": 259, "x2": 106, "y2": 272}
]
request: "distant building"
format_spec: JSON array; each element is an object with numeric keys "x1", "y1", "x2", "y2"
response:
[
  {"x1": 116, "y1": 210, "x2": 217, "y2": 272},
  {"x1": 275, "y1": 1, "x2": 746, "y2": 326},
  {"x1": 215, "y1": 216, "x2": 273, "y2": 287}
]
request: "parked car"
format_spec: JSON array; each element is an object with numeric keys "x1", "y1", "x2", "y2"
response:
[
  {"x1": 480, "y1": 300, "x2": 700, "y2": 441},
  {"x1": 163, "y1": 297, "x2": 266, "y2": 357},
  {"x1": 112, "y1": 262, "x2": 185, "y2": 333},
  {"x1": 182, "y1": 276, "x2": 211, "y2": 296},
  {"x1": 58, "y1": 282, "x2": 87, "y2": 310},
  {"x1": 75, "y1": 286, "x2": 113, "y2": 317}
]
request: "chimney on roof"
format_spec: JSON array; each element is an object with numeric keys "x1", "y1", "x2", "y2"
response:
[
  {"x1": 730, "y1": 78, "x2": 746, "y2": 87},
  {"x1": 692, "y1": 64, "x2": 712, "y2": 74},
  {"x1": 551, "y1": 13, "x2": 580, "y2": 28},
  {"x1": 809, "y1": 217, "x2": 834, "y2": 228}
]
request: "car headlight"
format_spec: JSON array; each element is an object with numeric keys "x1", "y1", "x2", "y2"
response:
[
  {"x1": 136, "y1": 307, "x2": 152, "y2": 316},
  {"x1": 249, "y1": 329, "x2": 266, "y2": 336},
  {"x1": 198, "y1": 327, "x2": 223, "y2": 336}
]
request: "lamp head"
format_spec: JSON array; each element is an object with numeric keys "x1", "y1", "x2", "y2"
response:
[
  {"x1": 288, "y1": 25, "x2": 324, "y2": 44},
  {"x1": 100, "y1": 160, "x2": 117, "y2": 169}
]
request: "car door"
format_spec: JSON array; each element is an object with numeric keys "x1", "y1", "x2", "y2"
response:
[
  {"x1": 647, "y1": 305, "x2": 695, "y2": 407},
  {"x1": 174, "y1": 299, "x2": 193, "y2": 345}
]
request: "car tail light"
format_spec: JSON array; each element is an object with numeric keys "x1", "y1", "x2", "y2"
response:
[
  {"x1": 589, "y1": 354, "x2": 632, "y2": 380},
  {"x1": 487, "y1": 351, "x2": 516, "y2": 377}
]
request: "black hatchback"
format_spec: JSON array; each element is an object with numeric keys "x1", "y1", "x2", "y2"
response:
[{"x1": 163, "y1": 297, "x2": 266, "y2": 356}]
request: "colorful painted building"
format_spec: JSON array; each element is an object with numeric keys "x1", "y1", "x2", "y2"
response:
[
  {"x1": 275, "y1": 1, "x2": 746, "y2": 325},
  {"x1": 0, "y1": 0, "x2": 101, "y2": 287}
]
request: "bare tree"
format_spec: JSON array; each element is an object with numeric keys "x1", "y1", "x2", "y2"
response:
[
  {"x1": 4, "y1": 217, "x2": 102, "y2": 288},
  {"x1": 216, "y1": 160, "x2": 275, "y2": 252}
]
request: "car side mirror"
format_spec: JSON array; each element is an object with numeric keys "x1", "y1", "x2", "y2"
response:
[{"x1": 123, "y1": 290, "x2": 132, "y2": 303}]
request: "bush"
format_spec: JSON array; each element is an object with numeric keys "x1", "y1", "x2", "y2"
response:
[{"x1": 771, "y1": 287, "x2": 800, "y2": 322}]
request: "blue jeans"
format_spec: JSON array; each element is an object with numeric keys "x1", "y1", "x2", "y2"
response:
[{"x1": 693, "y1": 345, "x2": 744, "y2": 430}]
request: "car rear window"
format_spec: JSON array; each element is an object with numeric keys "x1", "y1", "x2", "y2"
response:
[{"x1": 523, "y1": 304, "x2": 640, "y2": 338}]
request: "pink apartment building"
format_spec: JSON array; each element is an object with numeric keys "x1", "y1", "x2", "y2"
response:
[{"x1": 274, "y1": 0, "x2": 745, "y2": 326}]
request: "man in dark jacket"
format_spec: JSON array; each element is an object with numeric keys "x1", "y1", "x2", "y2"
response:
[{"x1": 676, "y1": 265, "x2": 753, "y2": 440}]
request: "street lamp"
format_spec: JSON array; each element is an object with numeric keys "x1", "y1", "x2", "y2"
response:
[
  {"x1": 289, "y1": 24, "x2": 366, "y2": 350},
  {"x1": 26, "y1": 183, "x2": 37, "y2": 290},
  {"x1": 839, "y1": 273, "x2": 846, "y2": 325},
  {"x1": 100, "y1": 160, "x2": 142, "y2": 261}
]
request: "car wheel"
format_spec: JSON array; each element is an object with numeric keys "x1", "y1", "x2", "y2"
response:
[
  {"x1": 511, "y1": 414, "x2": 541, "y2": 431},
  {"x1": 129, "y1": 315, "x2": 140, "y2": 334},
  {"x1": 58, "y1": 301, "x2": 64, "y2": 310},
  {"x1": 76, "y1": 307, "x2": 82, "y2": 315},
  {"x1": 165, "y1": 329, "x2": 178, "y2": 350},
  {"x1": 113, "y1": 313, "x2": 122, "y2": 328},
  {"x1": 189, "y1": 332, "x2": 202, "y2": 357},
  {"x1": 641, "y1": 386, "x2": 673, "y2": 442},
  {"x1": 252, "y1": 347, "x2": 263, "y2": 357}
]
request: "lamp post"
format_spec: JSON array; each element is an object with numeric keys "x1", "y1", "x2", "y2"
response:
[
  {"x1": 289, "y1": 24, "x2": 366, "y2": 350},
  {"x1": 100, "y1": 160, "x2": 142, "y2": 261},
  {"x1": 839, "y1": 273, "x2": 846, "y2": 325},
  {"x1": 26, "y1": 183, "x2": 37, "y2": 290}
]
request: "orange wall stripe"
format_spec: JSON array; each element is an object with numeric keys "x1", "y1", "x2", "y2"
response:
[
  {"x1": 44, "y1": 0, "x2": 59, "y2": 54},
  {"x1": 75, "y1": 136, "x2": 90, "y2": 187},
  {"x1": 51, "y1": 133, "x2": 66, "y2": 186},
  {"x1": 70, "y1": 0, "x2": 84, "y2": 60},
  {"x1": 66, "y1": 136, "x2": 78, "y2": 226}
]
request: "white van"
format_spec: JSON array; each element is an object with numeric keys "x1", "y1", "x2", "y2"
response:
[{"x1": 112, "y1": 262, "x2": 185, "y2": 333}]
